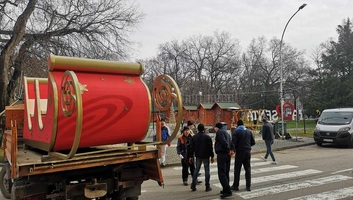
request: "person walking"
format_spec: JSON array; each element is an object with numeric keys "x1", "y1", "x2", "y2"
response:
[
  {"x1": 177, "y1": 126, "x2": 195, "y2": 186},
  {"x1": 160, "y1": 119, "x2": 171, "y2": 167},
  {"x1": 261, "y1": 118, "x2": 277, "y2": 164},
  {"x1": 214, "y1": 122, "x2": 234, "y2": 199},
  {"x1": 189, "y1": 124, "x2": 214, "y2": 192},
  {"x1": 231, "y1": 120, "x2": 255, "y2": 192}
]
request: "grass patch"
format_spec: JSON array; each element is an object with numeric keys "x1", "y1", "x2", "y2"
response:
[{"x1": 284, "y1": 119, "x2": 316, "y2": 138}]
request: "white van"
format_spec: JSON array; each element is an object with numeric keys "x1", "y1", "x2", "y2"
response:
[{"x1": 314, "y1": 108, "x2": 353, "y2": 147}]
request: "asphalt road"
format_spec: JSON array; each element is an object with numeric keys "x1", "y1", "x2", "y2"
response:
[{"x1": 140, "y1": 144, "x2": 353, "y2": 200}]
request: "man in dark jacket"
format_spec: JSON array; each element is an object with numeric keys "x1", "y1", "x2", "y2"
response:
[
  {"x1": 189, "y1": 124, "x2": 214, "y2": 192},
  {"x1": 214, "y1": 122, "x2": 234, "y2": 199},
  {"x1": 261, "y1": 118, "x2": 277, "y2": 164},
  {"x1": 231, "y1": 120, "x2": 255, "y2": 192},
  {"x1": 177, "y1": 126, "x2": 195, "y2": 186}
]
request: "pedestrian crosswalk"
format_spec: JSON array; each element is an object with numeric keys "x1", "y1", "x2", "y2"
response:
[{"x1": 172, "y1": 158, "x2": 353, "y2": 199}]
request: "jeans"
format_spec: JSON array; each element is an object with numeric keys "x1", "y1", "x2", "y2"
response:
[
  {"x1": 192, "y1": 158, "x2": 210, "y2": 187},
  {"x1": 264, "y1": 140, "x2": 276, "y2": 161}
]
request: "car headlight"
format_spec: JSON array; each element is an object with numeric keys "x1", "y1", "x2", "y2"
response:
[
  {"x1": 314, "y1": 126, "x2": 320, "y2": 133},
  {"x1": 338, "y1": 127, "x2": 351, "y2": 132}
]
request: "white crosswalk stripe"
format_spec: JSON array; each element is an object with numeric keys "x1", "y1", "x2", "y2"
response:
[
  {"x1": 206, "y1": 165, "x2": 298, "y2": 181},
  {"x1": 237, "y1": 175, "x2": 352, "y2": 199},
  {"x1": 288, "y1": 186, "x2": 353, "y2": 200},
  {"x1": 213, "y1": 169, "x2": 322, "y2": 188},
  {"x1": 171, "y1": 159, "x2": 353, "y2": 199}
]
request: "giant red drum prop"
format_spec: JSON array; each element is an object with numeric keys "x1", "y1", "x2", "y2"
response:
[{"x1": 23, "y1": 55, "x2": 151, "y2": 154}]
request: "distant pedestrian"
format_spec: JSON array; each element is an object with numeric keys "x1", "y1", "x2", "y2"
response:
[
  {"x1": 189, "y1": 124, "x2": 214, "y2": 192},
  {"x1": 160, "y1": 119, "x2": 171, "y2": 167},
  {"x1": 231, "y1": 120, "x2": 255, "y2": 192},
  {"x1": 261, "y1": 118, "x2": 277, "y2": 164},
  {"x1": 214, "y1": 122, "x2": 234, "y2": 199},
  {"x1": 177, "y1": 126, "x2": 195, "y2": 186}
]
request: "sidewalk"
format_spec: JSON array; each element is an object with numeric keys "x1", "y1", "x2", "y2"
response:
[{"x1": 163, "y1": 133, "x2": 315, "y2": 166}]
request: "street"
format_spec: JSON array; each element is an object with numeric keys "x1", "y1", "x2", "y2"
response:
[{"x1": 140, "y1": 144, "x2": 353, "y2": 200}]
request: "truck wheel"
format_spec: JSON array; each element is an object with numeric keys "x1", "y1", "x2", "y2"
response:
[
  {"x1": 0, "y1": 167, "x2": 12, "y2": 199},
  {"x1": 10, "y1": 184, "x2": 24, "y2": 200},
  {"x1": 316, "y1": 142, "x2": 323, "y2": 147}
]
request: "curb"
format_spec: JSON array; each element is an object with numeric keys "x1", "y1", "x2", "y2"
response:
[{"x1": 164, "y1": 137, "x2": 316, "y2": 167}]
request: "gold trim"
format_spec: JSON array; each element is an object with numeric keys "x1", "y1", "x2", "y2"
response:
[
  {"x1": 23, "y1": 76, "x2": 32, "y2": 131},
  {"x1": 152, "y1": 75, "x2": 183, "y2": 145},
  {"x1": 56, "y1": 70, "x2": 83, "y2": 159},
  {"x1": 34, "y1": 79, "x2": 43, "y2": 130},
  {"x1": 124, "y1": 77, "x2": 135, "y2": 84},
  {"x1": 48, "y1": 54, "x2": 144, "y2": 75},
  {"x1": 48, "y1": 72, "x2": 59, "y2": 152},
  {"x1": 140, "y1": 75, "x2": 152, "y2": 140},
  {"x1": 23, "y1": 77, "x2": 48, "y2": 131}
]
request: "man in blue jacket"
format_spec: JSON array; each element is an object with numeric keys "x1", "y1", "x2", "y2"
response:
[
  {"x1": 214, "y1": 122, "x2": 234, "y2": 199},
  {"x1": 231, "y1": 120, "x2": 255, "y2": 192}
]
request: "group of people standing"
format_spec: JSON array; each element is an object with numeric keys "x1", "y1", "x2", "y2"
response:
[
  {"x1": 176, "y1": 121, "x2": 213, "y2": 190},
  {"x1": 175, "y1": 118, "x2": 276, "y2": 199}
]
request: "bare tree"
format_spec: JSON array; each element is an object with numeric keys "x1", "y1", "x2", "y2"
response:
[
  {"x1": 183, "y1": 31, "x2": 241, "y2": 96},
  {"x1": 205, "y1": 31, "x2": 241, "y2": 94},
  {"x1": 0, "y1": 0, "x2": 144, "y2": 110},
  {"x1": 239, "y1": 37, "x2": 310, "y2": 109},
  {"x1": 0, "y1": 0, "x2": 37, "y2": 110}
]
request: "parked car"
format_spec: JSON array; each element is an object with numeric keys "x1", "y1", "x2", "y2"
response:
[{"x1": 314, "y1": 108, "x2": 353, "y2": 147}]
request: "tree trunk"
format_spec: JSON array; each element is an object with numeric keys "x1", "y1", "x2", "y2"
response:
[{"x1": 0, "y1": 0, "x2": 37, "y2": 111}]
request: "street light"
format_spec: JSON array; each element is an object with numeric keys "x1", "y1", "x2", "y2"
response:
[{"x1": 279, "y1": 3, "x2": 307, "y2": 139}]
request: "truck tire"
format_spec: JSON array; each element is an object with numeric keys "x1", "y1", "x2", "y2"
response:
[
  {"x1": 10, "y1": 184, "x2": 25, "y2": 200},
  {"x1": 11, "y1": 182, "x2": 33, "y2": 200},
  {"x1": 0, "y1": 166, "x2": 12, "y2": 199}
]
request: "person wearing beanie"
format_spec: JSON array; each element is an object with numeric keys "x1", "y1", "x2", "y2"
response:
[
  {"x1": 187, "y1": 120, "x2": 195, "y2": 136},
  {"x1": 231, "y1": 119, "x2": 256, "y2": 192},
  {"x1": 214, "y1": 122, "x2": 234, "y2": 198},
  {"x1": 177, "y1": 126, "x2": 195, "y2": 186},
  {"x1": 189, "y1": 123, "x2": 214, "y2": 192}
]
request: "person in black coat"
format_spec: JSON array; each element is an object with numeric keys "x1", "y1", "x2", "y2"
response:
[
  {"x1": 177, "y1": 126, "x2": 195, "y2": 186},
  {"x1": 231, "y1": 120, "x2": 255, "y2": 192},
  {"x1": 189, "y1": 124, "x2": 214, "y2": 192},
  {"x1": 214, "y1": 122, "x2": 234, "y2": 199}
]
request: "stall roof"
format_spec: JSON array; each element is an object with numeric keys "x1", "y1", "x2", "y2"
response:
[{"x1": 214, "y1": 102, "x2": 241, "y2": 110}]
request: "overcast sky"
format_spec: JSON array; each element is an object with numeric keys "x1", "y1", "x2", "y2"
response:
[{"x1": 130, "y1": 0, "x2": 352, "y2": 64}]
